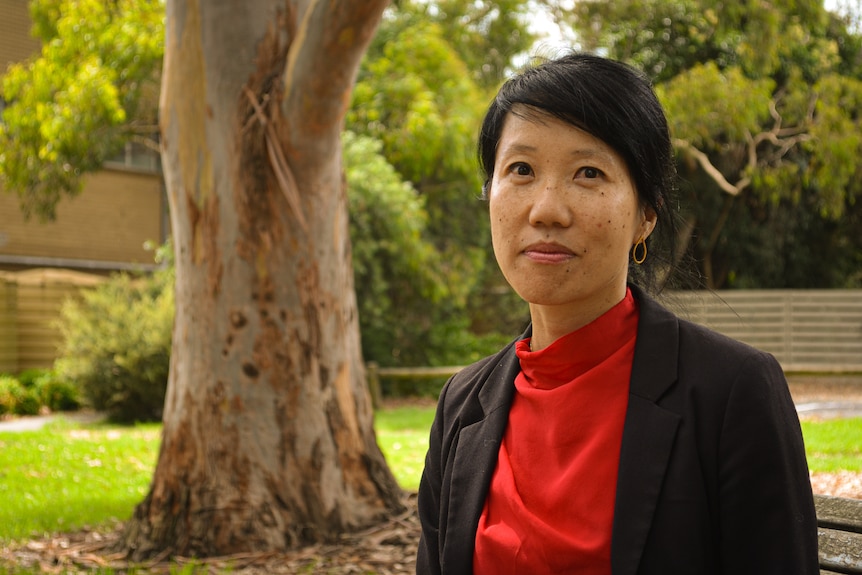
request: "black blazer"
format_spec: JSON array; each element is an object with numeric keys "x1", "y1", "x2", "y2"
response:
[{"x1": 416, "y1": 285, "x2": 819, "y2": 575}]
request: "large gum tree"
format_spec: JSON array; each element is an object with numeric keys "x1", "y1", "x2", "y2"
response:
[{"x1": 120, "y1": 0, "x2": 404, "y2": 559}]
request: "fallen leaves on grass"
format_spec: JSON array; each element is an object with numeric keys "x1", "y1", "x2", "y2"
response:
[
  {"x1": 1, "y1": 495, "x2": 420, "y2": 574},
  {"x1": 811, "y1": 471, "x2": 862, "y2": 500},
  {"x1": 3, "y1": 479, "x2": 861, "y2": 574}
]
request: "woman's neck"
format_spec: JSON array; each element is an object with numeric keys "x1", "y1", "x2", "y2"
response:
[{"x1": 528, "y1": 289, "x2": 628, "y2": 351}]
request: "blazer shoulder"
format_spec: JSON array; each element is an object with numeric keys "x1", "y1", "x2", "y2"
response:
[
  {"x1": 676, "y1": 313, "x2": 780, "y2": 369},
  {"x1": 639, "y1": 286, "x2": 779, "y2": 369},
  {"x1": 436, "y1": 335, "x2": 521, "y2": 421}
]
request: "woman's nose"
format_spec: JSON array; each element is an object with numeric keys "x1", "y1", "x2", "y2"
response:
[{"x1": 528, "y1": 181, "x2": 573, "y2": 228}]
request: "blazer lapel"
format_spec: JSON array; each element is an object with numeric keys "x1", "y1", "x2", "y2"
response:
[
  {"x1": 442, "y1": 347, "x2": 520, "y2": 574},
  {"x1": 611, "y1": 287, "x2": 682, "y2": 575}
]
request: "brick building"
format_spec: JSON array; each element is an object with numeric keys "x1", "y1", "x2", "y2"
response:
[
  {"x1": 0, "y1": 0, "x2": 167, "y2": 274},
  {"x1": 0, "y1": 0, "x2": 168, "y2": 371}
]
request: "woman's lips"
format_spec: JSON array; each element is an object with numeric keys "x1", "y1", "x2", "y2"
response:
[{"x1": 523, "y1": 242, "x2": 576, "y2": 263}]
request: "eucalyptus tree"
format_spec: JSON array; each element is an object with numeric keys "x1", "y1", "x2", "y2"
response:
[{"x1": 3, "y1": 0, "x2": 405, "y2": 559}]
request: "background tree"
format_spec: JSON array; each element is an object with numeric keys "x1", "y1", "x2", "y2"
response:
[
  {"x1": 560, "y1": 0, "x2": 862, "y2": 288},
  {"x1": 110, "y1": 0, "x2": 408, "y2": 560},
  {"x1": 0, "y1": 0, "x2": 163, "y2": 220},
  {"x1": 2, "y1": 0, "x2": 536, "y2": 376},
  {"x1": 348, "y1": 0, "x2": 534, "y2": 367}
]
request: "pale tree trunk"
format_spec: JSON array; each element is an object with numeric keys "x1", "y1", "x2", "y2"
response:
[{"x1": 122, "y1": 0, "x2": 402, "y2": 560}]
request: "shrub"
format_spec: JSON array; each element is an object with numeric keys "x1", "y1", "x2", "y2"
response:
[
  {"x1": 0, "y1": 375, "x2": 22, "y2": 415},
  {"x1": 34, "y1": 371, "x2": 81, "y2": 412},
  {"x1": 16, "y1": 368, "x2": 47, "y2": 389},
  {"x1": 0, "y1": 375, "x2": 41, "y2": 415},
  {"x1": 14, "y1": 387, "x2": 40, "y2": 416},
  {"x1": 54, "y1": 266, "x2": 173, "y2": 423}
]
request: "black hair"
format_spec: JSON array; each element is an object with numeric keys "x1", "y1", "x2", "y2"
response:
[{"x1": 478, "y1": 52, "x2": 685, "y2": 293}]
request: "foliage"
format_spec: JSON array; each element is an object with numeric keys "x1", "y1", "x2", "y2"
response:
[
  {"x1": 350, "y1": 10, "x2": 490, "y2": 252},
  {"x1": 0, "y1": 371, "x2": 79, "y2": 415},
  {"x1": 349, "y1": 2, "x2": 533, "y2": 364},
  {"x1": 0, "y1": 0, "x2": 164, "y2": 220},
  {"x1": 344, "y1": 132, "x2": 515, "y2": 369},
  {"x1": 390, "y1": 0, "x2": 536, "y2": 89},
  {"x1": 53, "y1": 267, "x2": 173, "y2": 423},
  {"x1": 0, "y1": 374, "x2": 40, "y2": 416},
  {"x1": 0, "y1": 375, "x2": 23, "y2": 415},
  {"x1": 345, "y1": 131, "x2": 445, "y2": 365},
  {"x1": 561, "y1": 0, "x2": 862, "y2": 289},
  {"x1": 34, "y1": 370, "x2": 81, "y2": 412}
]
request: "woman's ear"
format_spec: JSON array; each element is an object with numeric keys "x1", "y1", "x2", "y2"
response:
[{"x1": 642, "y1": 205, "x2": 658, "y2": 240}]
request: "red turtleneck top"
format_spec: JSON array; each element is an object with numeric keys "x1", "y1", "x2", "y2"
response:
[{"x1": 473, "y1": 289, "x2": 639, "y2": 575}]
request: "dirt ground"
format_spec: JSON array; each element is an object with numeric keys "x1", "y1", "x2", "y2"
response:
[{"x1": 786, "y1": 373, "x2": 862, "y2": 404}]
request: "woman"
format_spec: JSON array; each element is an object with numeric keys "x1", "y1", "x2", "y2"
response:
[{"x1": 416, "y1": 53, "x2": 818, "y2": 575}]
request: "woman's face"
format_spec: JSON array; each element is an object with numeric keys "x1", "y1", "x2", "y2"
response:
[{"x1": 489, "y1": 107, "x2": 655, "y2": 321}]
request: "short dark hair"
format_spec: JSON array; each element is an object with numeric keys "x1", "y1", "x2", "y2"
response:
[{"x1": 478, "y1": 52, "x2": 682, "y2": 292}]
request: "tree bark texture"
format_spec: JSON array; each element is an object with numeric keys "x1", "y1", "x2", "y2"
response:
[{"x1": 122, "y1": 0, "x2": 402, "y2": 560}]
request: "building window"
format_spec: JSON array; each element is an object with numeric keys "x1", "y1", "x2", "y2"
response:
[{"x1": 106, "y1": 139, "x2": 162, "y2": 173}]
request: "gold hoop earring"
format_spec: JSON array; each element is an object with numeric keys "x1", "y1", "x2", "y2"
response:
[{"x1": 632, "y1": 237, "x2": 647, "y2": 265}]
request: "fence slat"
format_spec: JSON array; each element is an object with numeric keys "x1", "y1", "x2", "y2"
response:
[
  {"x1": 664, "y1": 290, "x2": 862, "y2": 372},
  {"x1": 0, "y1": 269, "x2": 104, "y2": 372}
]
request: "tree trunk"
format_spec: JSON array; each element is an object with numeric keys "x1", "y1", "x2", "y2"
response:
[{"x1": 122, "y1": 0, "x2": 403, "y2": 560}]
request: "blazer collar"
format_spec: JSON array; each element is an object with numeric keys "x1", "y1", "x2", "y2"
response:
[
  {"x1": 442, "y1": 342, "x2": 521, "y2": 574},
  {"x1": 611, "y1": 284, "x2": 682, "y2": 575}
]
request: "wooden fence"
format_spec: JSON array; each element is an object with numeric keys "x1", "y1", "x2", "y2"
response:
[
  {"x1": 0, "y1": 275, "x2": 859, "y2": 379},
  {"x1": 661, "y1": 290, "x2": 862, "y2": 373},
  {"x1": 367, "y1": 290, "x2": 862, "y2": 404},
  {"x1": 0, "y1": 269, "x2": 103, "y2": 373}
]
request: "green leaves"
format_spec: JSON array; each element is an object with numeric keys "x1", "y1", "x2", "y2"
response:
[
  {"x1": 659, "y1": 62, "x2": 774, "y2": 148},
  {"x1": 0, "y1": 0, "x2": 164, "y2": 220},
  {"x1": 350, "y1": 18, "x2": 484, "y2": 185},
  {"x1": 54, "y1": 266, "x2": 174, "y2": 423},
  {"x1": 344, "y1": 131, "x2": 450, "y2": 365}
]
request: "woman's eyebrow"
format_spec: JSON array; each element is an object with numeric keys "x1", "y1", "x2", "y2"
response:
[{"x1": 497, "y1": 142, "x2": 538, "y2": 156}]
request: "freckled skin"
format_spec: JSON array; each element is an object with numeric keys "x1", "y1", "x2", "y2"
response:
[{"x1": 488, "y1": 107, "x2": 657, "y2": 350}]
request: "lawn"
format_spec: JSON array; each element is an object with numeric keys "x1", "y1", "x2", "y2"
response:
[
  {"x1": 802, "y1": 417, "x2": 862, "y2": 473},
  {"x1": 0, "y1": 408, "x2": 859, "y2": 547},
  {"x1": 0, "y1": 419, "x2": 160, "y2": 543},
  {"x1": 0, "y1": 407, "x2": 437, "y2": 545}
]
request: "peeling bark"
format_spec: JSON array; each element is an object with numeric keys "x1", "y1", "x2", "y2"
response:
[{"x1": 121, "y1": 0, "x2": 401, "y2": 560}]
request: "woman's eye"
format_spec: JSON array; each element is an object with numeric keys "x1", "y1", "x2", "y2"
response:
[
  {"x1": 510, "y1": 162, "x2": 532, "y2": 177},
  {"x1": 578, "y1": 166, "x2": 602, "y2": 179}
]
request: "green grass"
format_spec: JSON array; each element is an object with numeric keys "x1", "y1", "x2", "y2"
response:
[
  {"x1": 0, "y1": 417, "x2": 160, "y2": 542},
  {"x1": 375, "y1": 405, "x2": 436, "y2": 491},
  {"x1": 0, "y1": 407, "x2": 858, "y2": 553},
  {"x1": 0, "y1": 406, "x2": 437, "y2": 546},
  {"x1": 802, "y1": 417, "x2": 862, "y2": 473}
]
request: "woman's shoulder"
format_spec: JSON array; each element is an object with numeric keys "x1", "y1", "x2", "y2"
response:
[
  {"x1": 435, "y1": 336, "x2": 522, "y2": 418},
  {"x1": 445, "y1": 339, "x2": 519, "y2": 392},
  {"x1": 637, "y1": 288, "x2": 786, "y2": 391},
  {"x1": 639, "y1": 287, "x2": 778, "y2": 365},
  {"x1": 675, "y1": 312, "x2": 781, "y2": 374}
]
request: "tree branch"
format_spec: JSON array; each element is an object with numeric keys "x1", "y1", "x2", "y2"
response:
[
  {"x1": 282, "y1": 0, "x2": 389, "y2": 142},
  {"x1": 673, "y1": 138, "x2": 746, "y2": 196},
  {"x1": 129, "y1": 134, "x2": 161, "y2": 154}
]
